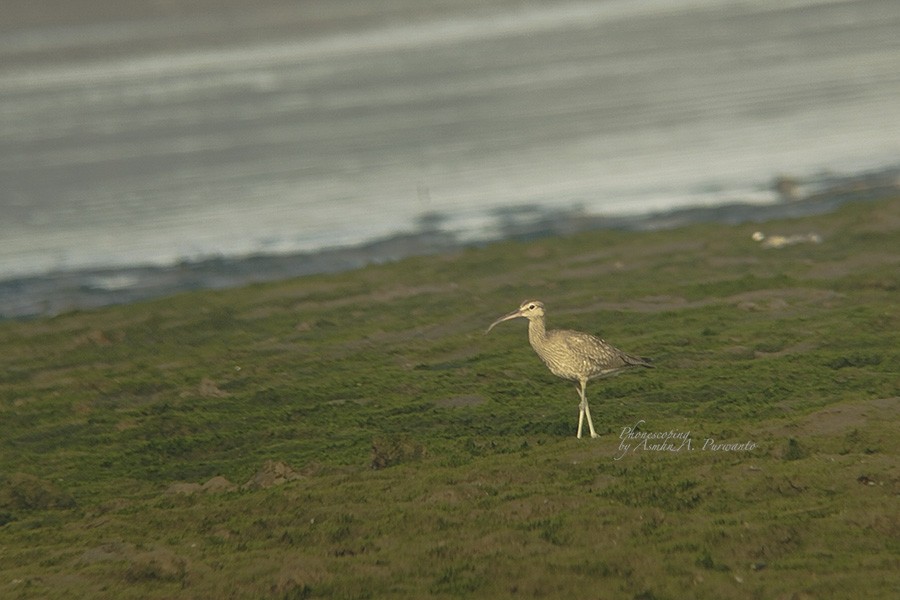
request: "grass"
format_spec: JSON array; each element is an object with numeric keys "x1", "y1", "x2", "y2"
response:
[{"x1": 1, "y1": 197, "x2": 898, "y2": 599}]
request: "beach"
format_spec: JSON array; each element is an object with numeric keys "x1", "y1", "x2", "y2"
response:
[
  {"x1": 3, "y1": 0, "x2": 900, "y2": 302},
  {"x1": 1, "y1": 166, "x2": 898, "y2": 319}
]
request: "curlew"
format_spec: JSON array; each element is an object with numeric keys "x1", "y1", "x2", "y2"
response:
[{"x1": 486, "y1": 300, "x2": 652, "y2": 439}]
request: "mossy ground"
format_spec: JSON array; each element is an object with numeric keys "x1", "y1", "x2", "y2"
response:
[{"x1": 1, "y1": 198, "x2": 898, "y2": 599}]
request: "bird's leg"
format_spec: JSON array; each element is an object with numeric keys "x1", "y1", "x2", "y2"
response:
[
  {"x1": 580, "y1": 380, "x2": 600, "y2": 439},
  {"x1": 575, "y1": 383, "x2": 586, "y2": 439},
  {"x1": 576, "y1": 394, "x2": 585, "y2": 439}
]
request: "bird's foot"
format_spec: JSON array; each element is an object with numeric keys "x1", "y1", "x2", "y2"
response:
[{"x1": 590, "y1": 432, "x2": 600, "y2": 439}]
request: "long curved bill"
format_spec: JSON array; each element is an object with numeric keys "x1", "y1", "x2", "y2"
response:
[{"x1": 486, "y1": 308, "x2": 523, "y2": 333}]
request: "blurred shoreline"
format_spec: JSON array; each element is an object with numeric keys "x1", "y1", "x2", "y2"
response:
[
  {"x1": 4, "y1": 1, "x2": 900, "y2": 319},
  {"x1": 2, "y1": 166, "x2": 896, "y2": 320}
]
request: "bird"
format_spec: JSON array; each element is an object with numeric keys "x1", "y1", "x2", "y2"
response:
[{"x1": 486, "y1": 300, "x2": 653, "y2": 439}]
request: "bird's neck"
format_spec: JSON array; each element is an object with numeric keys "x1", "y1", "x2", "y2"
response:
[{"x1": 527, "y1": 316, "x2": 547, "y2": 347}]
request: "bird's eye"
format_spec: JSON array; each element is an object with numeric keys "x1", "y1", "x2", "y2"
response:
[{"x1": 528, "y1": 304, "x2": 535, "y2": 310}]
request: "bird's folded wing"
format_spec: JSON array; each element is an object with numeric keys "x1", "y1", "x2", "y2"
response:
[{"x1": 560, "y1": 331, "x2": 625, "y2": 368}]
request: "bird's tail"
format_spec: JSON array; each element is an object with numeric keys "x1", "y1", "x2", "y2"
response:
[{"x1": 625, "y1": 354, "x2": 654, "y2": 368}]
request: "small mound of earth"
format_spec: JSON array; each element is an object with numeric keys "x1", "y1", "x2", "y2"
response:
[
  {"x1": 1, "y1": 472, "x2": 76, "y2": 511},
  {"x1": 165, "y1": 475, "x2": 238, "y2": 496},
  {"x1": 80, "y1": 542, "x2": 187, "y2": 583},
  {"x1": 203, "y1": 475, "x2": 238, "y2": 492},
  {"x1": 165, "y1": 461, "x2": 301, "y2": 495},
  {"x1": 241, "y1": 460, "x2": 302, "y2": 491}
]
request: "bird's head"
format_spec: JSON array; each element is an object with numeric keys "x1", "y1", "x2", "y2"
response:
[{"x1": 486, "y1": 300, "x2": 545, "y2": 333}]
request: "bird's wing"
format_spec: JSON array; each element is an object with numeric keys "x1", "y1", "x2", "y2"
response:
[
  {"x1": 559, "y1": 330, "x2": 628, "y2": 369},
  {"x1": 559, "y1": 330, "x2": 652, "y2": 377}
]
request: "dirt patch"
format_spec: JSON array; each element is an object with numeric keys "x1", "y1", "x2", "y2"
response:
[
  {"x1": 802, "y1": 252, "x2": 900, "y2": 280},
  {"x1": 855, "y1": 199, "x2": 900, "y2": 233},
  {"x1": 73, "y1": 329, "x2": 122, "y2": 347},
  {"x1": 79, "y1": 542, "x2": 135, "y2": 565},
  {"x1": 271, "y1": 556, "x2": 327, "y2": 598},
  {"x1": 242, "y1": 460, "x2": 302, "y2": 490},
  {"x1": 530, "y1": 287, "x2": 844, "y2": 317},
  {"x1": 124, "y1": 547, "x2": 188, "y2": 584},
  {"x1": 754, "y1": 340, "x2": 820, "y2": 358},
  {"x1": 706, "y1": 256, "x2": 761, "y2": 268},
  {"x1": 730, "y1": 288, "x2": 843, "y2": 313},
  {"x1": 166, "y1": 475, "x2": 238, "y2": 496},
  {"x1": 1, "y1": 473, "x2": 76, "y2": 511},
  {"x1": 202, "y1": 476, "x2": 238, "y2": 493},
  {"x1": 580, "y1": 295, "x2": 702, "y2": 314},
  {"x1": 553, "y1": 242, "x2": 703, "y2": 281},
  {"x1": 165, "y1": 482, "x2": 204, "y2": 495},
  {"x1": 770, "y1": 397, "x2": 899, "y2": 438},
  {"x1": 78, "y1": 541, "x2": 188, "y2": 584},
  {"x1": 197, "y1": 377, "x2": 230, "y2": 398},
  {"x1": 168, "y1": 462, "x2": 301, "y2": 494},
  {"x1": 371, "y1": 437, "x2": 426, "y2": 470}
]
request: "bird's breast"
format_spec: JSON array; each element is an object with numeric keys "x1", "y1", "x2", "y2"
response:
[{"x1": 530, "y1": 339, "x2": 583, "y2": 381}]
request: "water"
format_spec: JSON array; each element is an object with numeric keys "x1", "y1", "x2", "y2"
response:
[{"x1": 2, "y1": 0, "x2": 900, "y2": 282}]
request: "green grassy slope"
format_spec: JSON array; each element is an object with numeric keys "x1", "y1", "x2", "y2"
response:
[{"x1": 1, "y1": 198, "x2": 898, "y2": 599}]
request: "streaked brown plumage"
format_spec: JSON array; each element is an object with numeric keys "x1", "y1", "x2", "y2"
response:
[{"x1": 487, "y1": 300, "x2": 652, "y2": 438}]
